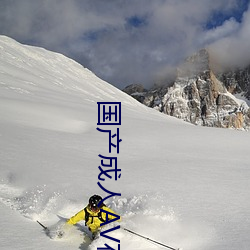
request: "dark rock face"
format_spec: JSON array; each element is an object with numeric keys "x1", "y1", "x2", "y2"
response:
[
  {"x1": 218, "y1": 66, "x2": 250, "y2": 99},
  {"x1": 122, "y1": 84, "x2": 147, "y2": 103},
  {"x1": 123, "y1": 49, "x2": 250, "y2": 130}
]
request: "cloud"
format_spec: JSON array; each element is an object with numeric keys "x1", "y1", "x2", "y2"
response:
[
  {"x1": 209, "y1": 4, "x2": 250, "y2": 69},
  {"x1": 200, "y1": 18, "x2": 240, "y2": 45},
  {"x1": 0, "y1": 0, "x2": 249, "y2": 88}
]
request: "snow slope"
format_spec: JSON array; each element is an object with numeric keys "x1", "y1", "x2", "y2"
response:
[{"x1": 0, "y1": 35, "x2": 250, "y2": 250}]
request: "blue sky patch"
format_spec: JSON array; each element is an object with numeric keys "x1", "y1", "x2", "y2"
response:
[
  {"x1": 126, "y1": 15, "x2": 147, "y2": 28},
  {"x1": 206, "y1": 0, "x2": 249, "y2": 29}
]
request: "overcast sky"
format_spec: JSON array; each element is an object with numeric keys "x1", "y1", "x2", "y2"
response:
[{"x1": 0, "y1": 0, "x2": 249, "y2": 89}]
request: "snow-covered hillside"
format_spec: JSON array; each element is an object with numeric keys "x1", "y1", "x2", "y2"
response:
[{"x1": 0, "y1": 36, "x2": 250, "y2": 250}]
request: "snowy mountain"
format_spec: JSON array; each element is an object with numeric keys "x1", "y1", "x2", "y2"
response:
[
  {"x1": 124, "y1": 49, "x2": 250, "y2": 130},
  {"x1": 0, "y1": 36, "x2": 250, "y2": 250}
]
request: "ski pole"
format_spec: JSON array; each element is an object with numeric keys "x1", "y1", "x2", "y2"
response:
[
  {"x1": 123, "y1": 227, "x2": 181, "y2": 250},
  {"x1": 37, "y1": 220, "x2": 48, "y2": 230}
]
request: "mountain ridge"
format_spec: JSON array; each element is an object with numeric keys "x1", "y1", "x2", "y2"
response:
[{"x1": 123, "y1": 49, "x2": 250, "y2": 130}]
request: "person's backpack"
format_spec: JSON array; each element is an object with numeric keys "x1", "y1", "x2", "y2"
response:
[{"x1": 84, "y1": 207, "x2": 106, "y2": 225}]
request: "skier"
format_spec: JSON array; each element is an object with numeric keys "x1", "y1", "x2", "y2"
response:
[{"x1": 66, "y1": 194, "x2": 120, "y2": 239}]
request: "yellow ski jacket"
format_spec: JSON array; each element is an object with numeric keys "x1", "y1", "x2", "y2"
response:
[{"x1": 67, "y1": 206, "x2": 120, "y2": 233}]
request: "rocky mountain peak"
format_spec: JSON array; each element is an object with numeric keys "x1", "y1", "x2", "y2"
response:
[
  {"x1": 123, "y1": 49, "x2": 250, "y2": 130},
  {"x1": 177, "y1": 48, "x2": 210, "y2": 78}
]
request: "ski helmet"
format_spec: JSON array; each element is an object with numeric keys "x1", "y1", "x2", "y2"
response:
[{"x1": 89, "y1": 195, "x2": 103, "y2": 211}]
